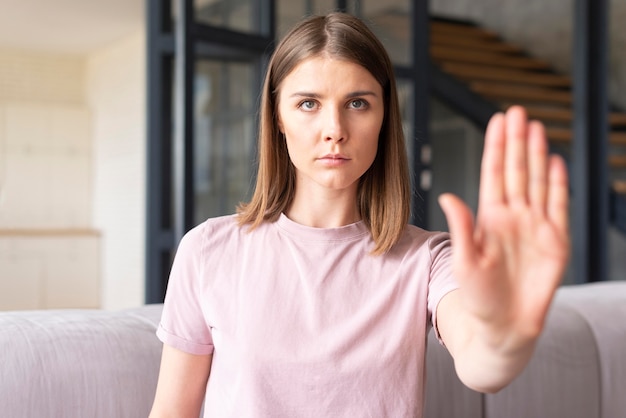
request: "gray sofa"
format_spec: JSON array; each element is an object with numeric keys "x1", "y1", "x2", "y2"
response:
[{"x1": 1, "y1": 282, "x2": 625, "y2": 418}]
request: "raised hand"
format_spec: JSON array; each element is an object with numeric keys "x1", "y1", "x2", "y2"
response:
[{"x1": 437, "y1": 106, "x2": 570, "y2": 386}]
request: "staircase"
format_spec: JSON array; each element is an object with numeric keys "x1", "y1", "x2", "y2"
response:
[{"x1": 429, "y1": 18, "x2": 626, "y2": 234}]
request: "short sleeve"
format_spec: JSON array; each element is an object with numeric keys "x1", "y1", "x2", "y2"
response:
[
  {"x1": 426, "y1": 232, "x2": 459, "y2": 344},
  {"x1": 156, "y1": 223, "x2": 214, "y2": 355}
]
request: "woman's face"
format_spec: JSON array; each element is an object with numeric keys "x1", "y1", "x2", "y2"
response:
[{"x1": 277, "y1": 55, "x2": 384, "y2": 197}]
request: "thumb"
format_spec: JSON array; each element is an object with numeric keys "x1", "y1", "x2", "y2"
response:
[{"x1": 438, "y1": 193, "x2": 477, "y2": 266}]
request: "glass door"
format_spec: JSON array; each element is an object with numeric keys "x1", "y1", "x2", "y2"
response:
[
  {"x1": 193, "y1": 58, "x2": 258, "y2": 223},
  {"x1": 146, "y1": 0, "x2": 273, "y2": 302}
]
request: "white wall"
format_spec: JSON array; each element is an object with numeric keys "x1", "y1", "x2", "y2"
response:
[
  {"x1": 0, "y1": 47, "x2": 84, "y2": 104},
  {"x1": 0, "y1": 48, "x2": 101, "y2": 310},
  {"x1": 0, "y1": 28, "x2": 147, "y2": 311},
  {"x1": 86, "y1": 30, "x2": 146, "y2": 310}
]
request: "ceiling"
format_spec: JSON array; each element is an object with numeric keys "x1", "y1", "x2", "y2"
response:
[{"x1": 0, "y1": 0, "x2": 144, "y2": 54}]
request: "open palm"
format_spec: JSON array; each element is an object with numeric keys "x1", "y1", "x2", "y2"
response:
[{"x1": 439, "y1": 106, "x2": 570, "y2": 346}]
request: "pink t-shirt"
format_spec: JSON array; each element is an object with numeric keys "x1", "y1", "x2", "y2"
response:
[{"x1": 157, "y1": 213, "x2": 458, "y2": 417}]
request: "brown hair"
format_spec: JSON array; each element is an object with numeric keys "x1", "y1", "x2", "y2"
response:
[{"x1": 237, "y1": 12, "x2": 410, "y2": 254}]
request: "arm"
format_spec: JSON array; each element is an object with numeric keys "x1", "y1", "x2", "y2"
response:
[
  {"x1": 149, "y1": 345, "x2": 213, "y2": 418},
  {"x1": 436, "y1": 106, "x2": 570, "y2": 393}
]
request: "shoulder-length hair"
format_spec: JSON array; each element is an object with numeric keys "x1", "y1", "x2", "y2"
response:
[{"x1": 237, "y1": 12, "x2": 410, "y2": 255}]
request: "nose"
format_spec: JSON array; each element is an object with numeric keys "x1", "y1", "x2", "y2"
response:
[{"x1": 322, "y1": 106, "x2": 345, "y2": 142}]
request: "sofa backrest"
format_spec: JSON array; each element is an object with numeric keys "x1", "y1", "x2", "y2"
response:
[
  {"x1": 0, "y1": 305, "x2": 163, "y2": 418},
  {"x1": 1, "y1": 283, "x2": 625, "y2": 418},
  {"x1": 425, "y1": 282, "x2": 626, "y2": 418}
]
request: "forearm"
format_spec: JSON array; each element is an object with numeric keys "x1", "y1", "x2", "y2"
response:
[
  {"x1": 437, "y1": 290, "x2": 543, "y2": 393},
  {"x1": 448, "y1": 313, "x2": 538, "y2": 393},
  {"x1": 149, "y1": 345, "x2": 212, "y2": 418}
]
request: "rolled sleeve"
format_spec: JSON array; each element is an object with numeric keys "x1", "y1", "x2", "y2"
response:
[
  {"x1": 157, "y1": 223, "x2": 214, "y2": 354},
  {"x1": 427, "y1": 232, "x2": 459, "y2": 344}
]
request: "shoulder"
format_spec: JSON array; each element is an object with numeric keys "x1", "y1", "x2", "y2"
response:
[
  {"x1": 384, "y1": 225, "x2": 452, "y2": 270},
  {"x1": 178, "y1": 214, "x2": 279, "y2": 257},
  {"x1": 176, "y1": 214, "x2": 241, "y2": 254},
  {"x1": 398, "y1": 225, "x2": 451, "y2": 254}
]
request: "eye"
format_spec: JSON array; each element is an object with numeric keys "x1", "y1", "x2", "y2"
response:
[
  {"x1": 298, "y1": 100, "x2": 318, "y2": 111},
  {"x1": 348, "y1": 99, "x2": 369, "y2": 110}
]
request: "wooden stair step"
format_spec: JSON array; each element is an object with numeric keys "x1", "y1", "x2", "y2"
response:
[
  {"x1": 546, "y1": 128, "x2": 626, "y2": 145},
  {"x1": 431, "y1": 45, "x2": 552, "y2": 70},
  {"x1": 610, "y1": 155, "x2": 626, "y2": 168},
  {"x1": 469, "y1": 82, "x2": 572, "y2": 104},
  {"x1": 614, "y1": 180, "x2": 626, "y2": 194},
  {"x1": 610, "y1": 113, "x2": 626, "y2": 127},
  {"x1": 430, "y1": 32, "x2": 523, "y2": 53},
  {"x1": 441, "y1": 63, "x2": 571, "y2": 87},
  {"x1": 523, "y1": 106, "x2": 626, "y2": 127},
  {"x1": 546, "y1": 127, "x2": 573, "y2": 141},
  {"x1": 524, "y1": 107, "x2": 577, "y2": 123},
  {"x1": 431, "y1": 21, "x2": 499, "y2": 40},
  {"x1": 613, "y1": 132, "x2": 626, "y2": 144}
]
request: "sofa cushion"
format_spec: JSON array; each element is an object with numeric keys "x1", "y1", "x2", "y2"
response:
[
  {"x1": 424, "y1": 330, "x2": 484, "y2": 418},
  {"x1": 0, "y1": 305, "x2": 163, "y2": 418},
  {"x1": 555, "y1": 282, "x2": 626, "y2": 418},
  {"x1": 484, "y1": 295, "x2": 602, "y2": 418}
]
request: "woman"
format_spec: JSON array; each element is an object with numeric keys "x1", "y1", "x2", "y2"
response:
[{"x1": 150, "y1": 12, "x2": 569, "y2": 418}]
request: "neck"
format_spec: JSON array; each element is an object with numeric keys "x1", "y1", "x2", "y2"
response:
[{"x1": 286, "y1": 187, "x2": 360, "y2": 228}]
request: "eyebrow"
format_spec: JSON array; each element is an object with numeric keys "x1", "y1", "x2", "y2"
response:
[{"x1": 288, "y1": 90, "x2": 379, "y2": 99}]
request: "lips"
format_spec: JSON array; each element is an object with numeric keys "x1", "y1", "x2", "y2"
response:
[
  {"x1": 317, "y1": 154, "x2": 351, "y2": 167},
  {"x1": 319, "y1": 154, "x2": 350, "y2": 161}
]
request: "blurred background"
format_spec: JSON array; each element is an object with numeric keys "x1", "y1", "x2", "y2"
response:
[{"x1": 0, "y1": 0, "x2": 624, "y2": 311}]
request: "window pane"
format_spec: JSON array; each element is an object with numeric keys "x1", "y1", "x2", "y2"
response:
[
  {"x1": 194, "y1": 60, "x2": 256, "y2": 223},
  {"x1": 353, "y1": 0, "x2": 411, "y2": 66},
  {"x1": 278, "y1": 0, "x2": 411, "y2": 64},
  {"x1": 194, "y1": 0, "x2": 264, "y2": 34},
  {"x1": 428, "y1": 97, "x2": 482, "y2": 232},
  {"x1": 277, "y1": 0, "x2": 338, "y2": 39}
]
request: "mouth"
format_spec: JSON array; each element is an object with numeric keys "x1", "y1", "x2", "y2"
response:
[
  {"x1": 318, "y1": 154, "x2": 350, "y2": 161},
  {"x1": 317, "y1": 154, "x2": 351, "y2": 167}
]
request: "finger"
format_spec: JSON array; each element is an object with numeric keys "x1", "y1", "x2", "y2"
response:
[
  {"x1": 504, "y1": 106, "x2": 529, "y2": 205},
  {"x1": 527, "y1": 120, "x2": 549, "y2": 213},
  {"x1": 438, "y1": 193, "x2": 477, "y2": 268},
  {"x1": 479, "y1": 112, "x2": 506, "y2": 208},
  {"x1": 546, "y1": 155, "x2": 569, "y2": 234}
]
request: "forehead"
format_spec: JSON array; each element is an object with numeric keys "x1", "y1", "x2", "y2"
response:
[{"x1": 278, "y1": 55, "x2": 381, "y2": 95}]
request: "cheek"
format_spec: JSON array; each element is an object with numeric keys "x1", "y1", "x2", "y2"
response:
[
  {"x1": 276, "y1": 105, "x2": 300, "y2": 137},
  {"x1": 366, "y1": 140, "x2": 379, "y2": 167},
  {"x1": 284, "y1": 137, "x2": 302, "y2": 165},
  {"x1": 364, "y1": 120, "x2": 383, "y2": 155}
]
